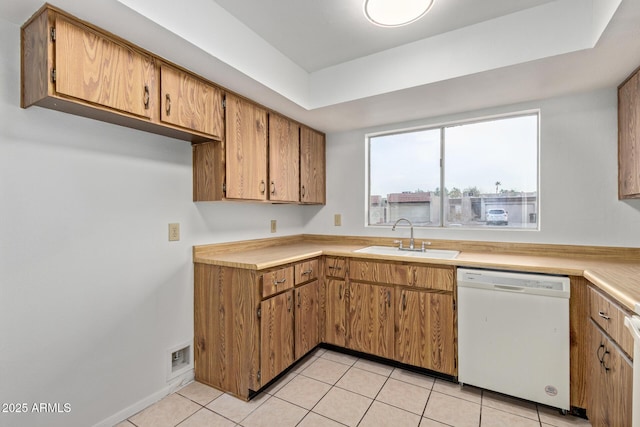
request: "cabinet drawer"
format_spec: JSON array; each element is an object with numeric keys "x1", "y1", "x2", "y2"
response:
[
  {"x1": 349, "y1": 260, "x2": 453, "y2": 291},
  {"x1": 325, "y1": 257, "x2": 346, "y2": 278},
  {"x1": 262, "y1": 266, "x2": 294, "y2": 298},
  {"x1": 589, "y1": 286, "x2": 633, "y2": 357},
  {"x1": 295, "y1": 259, "x2": 319, "y2": 285},
  {"x1": 411, "y1": 265, "x2": 454, "y2": 291},
  {"x1": 350, "y1": 260, "x2": 409, "y2": 284}
]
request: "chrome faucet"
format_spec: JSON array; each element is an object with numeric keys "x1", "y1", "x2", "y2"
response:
[{"x1": 392, "y1": 218, "x2": 415, "y2": 250}]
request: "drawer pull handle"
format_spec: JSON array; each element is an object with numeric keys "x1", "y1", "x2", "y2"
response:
[
  {"x1": 143, "y1": 85, "x2": 150, "y2": 110},
  {"x1": 328, "y1": 266, "x2": 342, "y2": 270},
  {"x1": 402, "y1": 292, "x2": 407, "y2": 310},
  {"x1": 297, "y1": 291, "x2": 301, "y2": 308},
  {"x1": 273, "y1": 278, "x2": 287, "y2": 285},
  {"x1": 165, "y1": 93, "x2": 171, "y2": 115},
  {"x1": 260, "y1": 180, "x2": 266, "y2": 194},
  {"x1": 287, "y1": 294, "x2": 292, "y2": 312},
  {"x1": 601, "y1": 349, "x2": 611, "y2": 372},
  {"x1": 302, "y1": 269, "x2": 313, "y2": 276},
  {"x1": 597, "y1": 343, "x2": 605, "y2": 362},
  {"x1": 338, "y1": 284, "x2": 343, "y2": 299},
  {"x1": 598, "y1": 311, "x2": 610, "y2": 320}
]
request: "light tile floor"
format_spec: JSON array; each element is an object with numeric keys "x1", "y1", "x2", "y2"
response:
[{"x1": 116, "y1": 348, "x2": 592, "y2": 427}]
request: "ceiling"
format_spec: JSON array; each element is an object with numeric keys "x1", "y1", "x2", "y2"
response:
[
  {"x1": 3, "y1": 0, "x2": 640, "y2": 133},
  {"x1": 212, "y1": 0, "x2": 556, "y2": 72}
]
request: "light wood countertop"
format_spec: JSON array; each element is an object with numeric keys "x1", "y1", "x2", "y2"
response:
[{"x1": 194, "y1": 235, "x2": 640, "y2": 314}]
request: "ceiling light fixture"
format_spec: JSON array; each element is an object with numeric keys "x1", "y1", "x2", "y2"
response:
[{"x1": 363, "y1": 0, "x2": 434, "y2": 27}]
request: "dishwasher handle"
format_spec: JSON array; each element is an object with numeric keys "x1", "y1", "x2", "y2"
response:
[{"x1": 493, "y1": 284, "x2": 526, "y2": 292}]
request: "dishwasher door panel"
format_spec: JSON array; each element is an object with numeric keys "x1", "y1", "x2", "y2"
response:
[{"x1": 458, "y1": 285, "x2": 570, "y2": 410}]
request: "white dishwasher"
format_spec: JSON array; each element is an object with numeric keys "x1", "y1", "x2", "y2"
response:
[{"x1": 457, "y1": 268, "x2": 570, "y2": 410}]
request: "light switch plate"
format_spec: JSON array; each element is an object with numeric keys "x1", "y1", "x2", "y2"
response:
[
  {"x1": 270, "y1": 220, "x2": 277, "y2": 233},
  {"x1": 168, "y1": 223, "x2": 180, "y2": 241},
  {"x1": 334, "y1": 214, "x2": 342, "y2": 226}
]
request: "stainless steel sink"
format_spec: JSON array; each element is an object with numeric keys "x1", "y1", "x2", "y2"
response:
[{"x1": 353, "y1": 246, "x2": 459, "y2": 260}]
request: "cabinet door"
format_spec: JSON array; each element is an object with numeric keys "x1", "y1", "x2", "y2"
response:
[
  {"x1": 396, "y1": 289, "x2": 455, "y2": 375},
  {"x1": 348, "y1": 282, "x2": 394, "y2": 359},
  {"x1": 588, "y1": 320, "x2": 632, "y2": 427},
  {"x1": 300, "y1": 126, "x2": 325, "y2": 204},
  {"x1": 269, "y1": 114, "x2": 299, "y2": 202},
  {"x1": 160, "y1": 64, "x2": 223, "y2": 139},
  {"x1": 225, "y1": 93, "x2": 268, "y2": 200},
  {"x1": 619, "y1": 71, "x2": 640, "y2": 199},
  {"x1": 55, "y1": 15, "x2": 155, "y2": 118},
  {"x1": 260, "y1": 290, "x2": 294, "y2": 386},
  {"x1": 325, "y1": 278, "x2": 347, "y2": 347},
  {"x1": 295, "y1": 280, "x2": 320, "y2": 359}
]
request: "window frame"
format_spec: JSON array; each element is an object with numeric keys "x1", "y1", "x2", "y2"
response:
[{"x1": 365, "y1": 109, "x2": 541, "y2": 231}]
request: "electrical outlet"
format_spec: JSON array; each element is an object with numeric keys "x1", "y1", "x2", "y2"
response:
[
  {"x1": 334, "y1": 214, "x2": 342, "y2": 226},
  {"x1": 168, "y1": 223, "x2": 180, "y2": 241},
  {"x1": 270, "y1": 220, "x2": 277, "y2": 233}
]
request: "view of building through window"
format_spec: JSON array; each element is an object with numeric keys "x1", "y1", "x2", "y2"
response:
[{"x1": 368, "y1": 112, "x2": 539, "y2": 229}]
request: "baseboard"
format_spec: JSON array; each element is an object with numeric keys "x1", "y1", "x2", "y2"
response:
[{"x1": 93, "y1": 369, "x2": 195, "y2": 427}]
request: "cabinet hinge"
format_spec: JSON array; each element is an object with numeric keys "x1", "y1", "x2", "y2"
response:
[
  {"x1": 50, "y1": 68, "x2": 56, "y2": 83},
  {"x1": 257, "y1": 370, "x2": 261, "y2": 382},
  {"x1": 50, "y1": 27, "x2": 56, "y2": 42},
  {"x1": 222, "y1": 98, "x2": 226, "y2": 108},
  {"x1": 257, "y1": 307, "x2": 261, "y2": 318}
]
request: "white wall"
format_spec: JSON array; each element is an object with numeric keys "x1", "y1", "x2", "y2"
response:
[
  {"x1": 0, "y1": 17, "x2": 305, "y2": 427},
  {"x1": 306, "y1": 89, "x2": 640, "y2": 247}
]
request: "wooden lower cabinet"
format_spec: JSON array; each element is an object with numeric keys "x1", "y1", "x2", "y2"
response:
[
  {"x1": 588, "y1": 319, "x2": 632, "y2": 426},
  {"x1": 260, "y1": 290, "x2": 295, "y2": 385},
  {"x1": 195, "y1": 257, "x2": 456, "y2": 399},
  {"x1": 324, "y1": 278, "x2": 347, "y2": 347},
  {"x1": 295, "y1": 280, "x2": 320, "y2": 359},
  {"x1": 347, "y1": 282, "x2": 395, "y2": 359},
  {"x1": 194, "y1": 264, "x2": 260, "y2": 399},
  {"x1": 396, "y1": 288, "x2": 455, "y2": 375}
]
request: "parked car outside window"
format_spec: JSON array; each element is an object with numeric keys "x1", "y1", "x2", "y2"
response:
[{"x1": 486, "y1": 209, "x2": 508, "y2": 225}]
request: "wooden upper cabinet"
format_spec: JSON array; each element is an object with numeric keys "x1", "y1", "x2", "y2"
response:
[
  {"x1": 225, "y1": 93, "x2": 268, "y2": 201},
  {"x1": 619, "y1": 70, "x2": 640, "y2": 199},
  {"x1": 300, "y1": 126, "x2": 326, "y2": 204},
  {"x1": 23, "y1": 11, "x2": 157, "y2": 119},
  {"x1": 268, "y1": 114, "x2": 300, "y2": 202},
  {"x1": 160, "y1": 64, "x2": 223, "y2": 139}
]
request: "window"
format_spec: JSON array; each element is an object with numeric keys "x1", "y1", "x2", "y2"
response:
[{"x1": 367, "y1": 112, "x2": 539, "y2": 229}]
